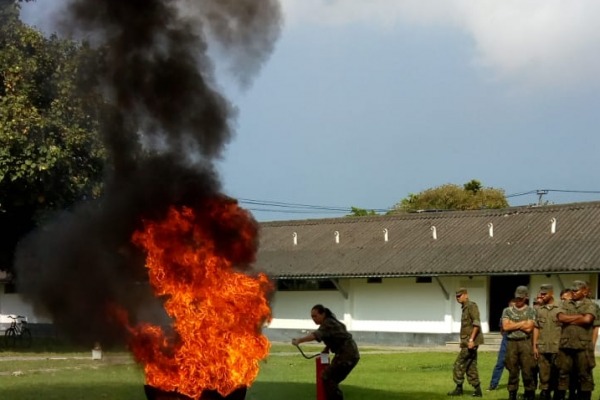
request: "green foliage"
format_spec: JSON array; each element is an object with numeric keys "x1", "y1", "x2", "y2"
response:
[
  {"x1": 0, "y1": 2, "x2": 106, "y2": 267},
  {"x1": 392, "y1": 180, "x2": 509, "y2": 213},
  {"x1": 463, "y1": 179, "x2": 482, "y2": 193},
  {"x1": 347, "y1": 206, "x2": 378, "y2": 217}
]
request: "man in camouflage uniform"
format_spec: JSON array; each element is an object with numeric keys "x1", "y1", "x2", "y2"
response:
[
  {"x1": 502, "y1": 286, "x2": 537, "y2": 400},
  {"x1": 554, "y1": 281, "x2": 597, "y2": 400},
  {"x1": 533, "y1": 284, "x2": 561, "y2": 400},
  {"x1": 448, "y1": 288, "x2": 483, "y2": 397}
]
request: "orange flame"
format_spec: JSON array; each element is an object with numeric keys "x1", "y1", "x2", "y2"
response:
[{"x1": 128, "y1": 199, "x2": 272, "y2": 399}]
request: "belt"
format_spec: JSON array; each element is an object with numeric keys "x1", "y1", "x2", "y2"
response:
[{"x1": 507, "y1": 337, "x2": 530, "y2": 341}]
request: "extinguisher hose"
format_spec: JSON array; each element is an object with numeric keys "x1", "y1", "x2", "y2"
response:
[{"x1": 293, "y1": 344, "x2": 320, "y2": 359}]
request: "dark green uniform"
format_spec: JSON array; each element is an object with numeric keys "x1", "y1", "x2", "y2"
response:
[
  {"x1": 535, "y1": 303, "x2": 561, "y2": 391},
  {"x1": 452, "y1": 300, "x2": 483, "y2": 387},
  {"x1": 502, "y1": 304, "x2": 537, "y2": 392},
  {"x1": 313, "y1": 317, "x2": 360, "y2": 400},
  {"x1": 555, "y1": 298, "x2": 597, "y2": 392}
]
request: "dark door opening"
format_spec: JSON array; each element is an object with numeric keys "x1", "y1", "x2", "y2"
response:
[{"x1": 488, "y1": 275, "x2": 530, "y2": 332}]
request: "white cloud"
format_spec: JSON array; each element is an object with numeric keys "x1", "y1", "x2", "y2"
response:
[{"x1": 279, "y1": 0, "x2": 600, "y2": 88}]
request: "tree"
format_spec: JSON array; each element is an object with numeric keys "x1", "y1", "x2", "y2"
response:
[
  {"x1": 347, "y1": 206, "x2": 378, "y2": 217},
  {"x1": 391, "y1": 180, "x2": 508, "y2": 213},
  {"x1": 0, "y1": 1, "x2": 106, "y2": 271}
]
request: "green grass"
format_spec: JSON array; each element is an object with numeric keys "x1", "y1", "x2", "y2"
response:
[{"x1": 1, "y1": 344, "x2": 599, "y2": 399}]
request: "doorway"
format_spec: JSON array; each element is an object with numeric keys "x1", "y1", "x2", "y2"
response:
[{"x1": 488, "y1": 275, "x2": 530, "y2": 332}]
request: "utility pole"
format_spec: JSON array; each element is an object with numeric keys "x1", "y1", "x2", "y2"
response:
[{"x1": 536, "y1": 190, "x2": 548, "y2": 206}]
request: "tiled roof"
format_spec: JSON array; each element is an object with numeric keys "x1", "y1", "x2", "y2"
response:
[{"x1": 255, "y1": 201, "x2": 600, "y2": 278}]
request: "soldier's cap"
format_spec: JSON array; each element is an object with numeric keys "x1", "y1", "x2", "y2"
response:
[
  {"x1": 514, "y1": 286, "x2": 529, "y2": 298},
  {"x1": 455, "y1": 288, "x2": 468, "y2": 296},
  {"x1": 539, "y1": 284, "x2": 553, "y2": 295},
  {"x1": 571, "y1": 280, "x2": 588, "y2": 291}
]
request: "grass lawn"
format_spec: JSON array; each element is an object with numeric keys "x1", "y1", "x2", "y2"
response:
[{"x1": 1, "y1": 343, "x2": 599, "y2": 399}]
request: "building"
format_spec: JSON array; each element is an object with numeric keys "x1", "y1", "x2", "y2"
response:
[
  {"x1": 1, "y1": 201, "x2": 599, "y2": 346},
  {"x1": 256, "y1": 201, "x2": 600, "y2": 346}
]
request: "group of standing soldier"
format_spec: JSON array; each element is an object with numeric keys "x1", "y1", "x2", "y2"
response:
[{"x1": 448, "y1": 281, "x2": 599, "y2": 400}]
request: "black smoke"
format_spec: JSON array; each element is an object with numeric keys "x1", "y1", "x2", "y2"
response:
[{"x1": 14, "y1": 0, "x2": 281, "y2": 345}]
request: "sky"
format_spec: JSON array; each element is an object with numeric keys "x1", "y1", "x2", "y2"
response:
[{"x1": 20, "y1": 0, "x2": 600, "y2": 221}]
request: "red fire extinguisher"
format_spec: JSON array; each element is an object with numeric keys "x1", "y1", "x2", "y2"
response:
[
  {"x1": 294, "y1": 345, "x2": 330, "y2": 400},
  {"x1": 316, "y1": 352, "x2": 330, "y2": 400}
]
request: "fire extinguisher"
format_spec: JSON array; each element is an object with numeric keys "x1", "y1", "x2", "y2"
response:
[
  {"x1": 315, "y1": 352, "x2": 330, "y2": 400},
  {"x1": 294, "y1": 344, "x2": 329, "y2": 400}
]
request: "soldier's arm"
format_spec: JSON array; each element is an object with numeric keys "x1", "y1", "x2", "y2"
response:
[
  {"x1": 557, "y1": 313, "x2": 594, "y2": 326},
  {"x1": 502, "y1": 318, "x2": 524, "y2": 332},
  {"x1": 470, "y1": 324, "x2": 480, "y2": 340},
  {"x1": 532, "y1": 327, "x2": 540, "y2": 358},
  {"x1": 521, "y1": 319, "x2": 535, "y2": 333}
]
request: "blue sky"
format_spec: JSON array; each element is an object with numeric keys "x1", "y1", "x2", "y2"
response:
[{"x1": 21, "y1": 1, "x2": 600, "y2": 221}]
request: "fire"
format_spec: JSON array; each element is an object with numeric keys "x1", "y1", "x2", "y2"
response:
[{"x1": 127, "y1": 198, "x2": 272, "y2": 399}]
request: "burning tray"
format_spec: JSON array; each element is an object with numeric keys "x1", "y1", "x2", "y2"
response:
[{"x1": 144, "y1": 385, "x2": 247, "y2": 400}]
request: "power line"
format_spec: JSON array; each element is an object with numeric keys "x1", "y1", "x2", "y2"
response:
[
  {"x1": 507, "y1": 189, "x2": 600, "y2": 198},
  {"x1": 237, "y1": 198, "x2": 391, "y2": 214},
  {"x1": 239, "y1": 189, "x2": 600, "y2": 218}
]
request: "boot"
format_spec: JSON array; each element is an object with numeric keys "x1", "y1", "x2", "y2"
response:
[
  {"x1": 523, "y1": 390, "x2": 535, "y2": 400},
  {"x1": 552, "y1": 390, "x2": 566, "y2": 400},
  {"x1": 539, "y1": 389, "x2": 550, "y2": 400},
  {"x1": 472, "y1": 385, "x2": 482, "y2": 397},
  {"x1": 447, "y1": 384, "x2": 463, "y2": 396},
  {"x1": 508, "y1": 390, "x2": 517, "y2": 400}
]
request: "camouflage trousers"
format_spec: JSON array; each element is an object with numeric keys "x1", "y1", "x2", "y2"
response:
[
  {"x1": 321, "y1": 348, "x2": 360, "y2": 400},
  {"x1": 555, "y1": 348, "x2": 595, "y2": 392},
  {"x1": 452, "y1": 347, "x2": 480, "y2": 387},
  {"x1": 537, "y1": 352, "x2": 558, "y2": 391},
  {"x1": 505, "y1": 338, "x2": 536, "y2": 392}
]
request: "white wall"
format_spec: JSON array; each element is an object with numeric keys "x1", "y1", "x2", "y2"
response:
[
  {"x1": 2, "y1": 274, "x2": 595, "y2": 336},
  {"x1": 268, "y1": 276, "x2": 490, "y2": 334},
  {"x1": 0, "y1": 288, "x2": 52, "y2": 331},
  {"x1": 268, "y1": 290, "x2": 346, "y2": 331}
]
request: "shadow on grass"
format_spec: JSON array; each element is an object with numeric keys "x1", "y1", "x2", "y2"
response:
[
  {"x1": 248, "y1": 381, "x2": 461, "y2": 400},
  {"x1": 0, "y1": 379, "x2": 493, "y2": 400}
]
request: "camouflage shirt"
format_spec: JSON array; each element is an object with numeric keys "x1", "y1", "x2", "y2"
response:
[
  {"x1": 535, "y1": 303, "x2": 561, "y2": 353},
  {"x1": 460, "y1": 300, "x2": 483, "y2": 347},
  {"x1": 502, "y1": 305, "x2": 536, "y2": 340},
  {"x1": 313, "y1": 317, "x2": 354, "y2": 354},
  {"x1": 558, "y1": 298, "x2": 597, "y2": 350}
]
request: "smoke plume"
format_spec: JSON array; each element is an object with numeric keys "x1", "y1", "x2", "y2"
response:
[{"x1": 14, "y1": 0, "x2": 282, "y2": 344}]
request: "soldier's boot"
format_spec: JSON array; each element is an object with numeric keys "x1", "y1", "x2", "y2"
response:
[
  {"x1": 471, "y1": 385, "x2": 482, "y2": 397},
  {"x1": 447, "y1": 384, "x2": 463, "y2": 396},
  {"x1": 539, "y1": 389, "x2": 550, "y2": 400},
  {"x1": 523, "y1": 390, "x2": 535, "y2": 400},
  {"x1": 508, "y1": 390, "x2": 517, "y2": 400},
  {"x1": 552, "y1": 390, "x2": 566, "y2": 400}
]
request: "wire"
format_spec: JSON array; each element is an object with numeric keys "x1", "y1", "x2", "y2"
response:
[
  {"x1": 238, "y1": 197, "x2": 391, "y2": 214},
  {"x1": 239, "y1": 189, "x2": 600, "y2": 218},
  {"x1": 507, "y1": 189, "x2": 600, "y2": 198}
]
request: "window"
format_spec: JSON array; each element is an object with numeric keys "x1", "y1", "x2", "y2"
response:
[
  {"x1": 367, "y1": 277, "x2": 382, "y2": 284},
  {"x1": 276, "y1": 279, "x2": 337, "y2": 291},
  {"x1": 416, "y1": 277, "x2": 432, "y2": 283}
]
